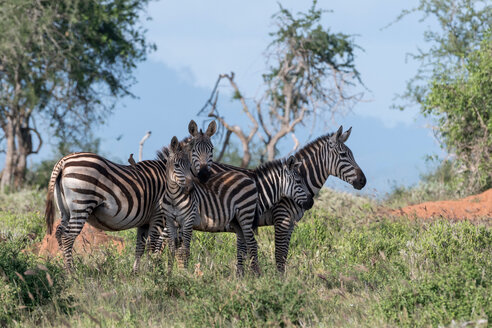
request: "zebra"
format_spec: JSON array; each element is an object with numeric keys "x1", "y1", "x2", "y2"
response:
[
  {"x1": 43, "y1": 120, "x2": 217, "y2": 271},
  {"x1": 186, "y1": 119, "x2": 216, "y2": 183},
  {"x1": 161, "y1": 136, "x2": 314, "y2": 275},
  {"x1": 161, "y1": 136, "x2": 259, "y2": 273},
  {"x1": 210, "y1": 125, "x2": 366, "y2": 273}
]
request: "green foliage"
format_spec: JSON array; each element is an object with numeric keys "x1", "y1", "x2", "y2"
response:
[
  {"x1": 264, "y1": 0, "x2": 361, "y2": 114},
  {"x1": 0, "y1": 0, "x2": 153, "y2": 189},
  {"x1": 0, "y1": 188, "x2": 490, "y2": 327},
  {"x1": 424, "y1": 38, "x2": 492, "y2": 192},
  {"x1": 0, "y1": 239, "x2": 71, "y2": 326},
  {"x1": 393, "y1": 0, "x2": 491, "y2": 195},
  {"x1": 379, "y1": 221, "x2": 491, "y2": 327},
  {"x1": 394, "y1": 0, "x2": 491, "y2": 110}
]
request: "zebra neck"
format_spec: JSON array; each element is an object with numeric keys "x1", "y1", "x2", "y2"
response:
[
  {"x1": 132, "y1": 159, "x2": 168, "y2": 199},
  {"x1": 255, "y1": 166, "x2": 283, "y2": 215},
  {"x1": 166, "y1": 180, "x2": 188, "y2": 197},
  {"x1": 297, "y1": 137, "x2": 331, "y2": 195}
]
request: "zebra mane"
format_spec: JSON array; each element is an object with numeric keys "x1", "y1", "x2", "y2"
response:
[
  {"x1": 156, "y1": 137, "x2": 191, "y2": 163},
  {"x1": 295, "y1": 131, "x2": 335, "y2": 156},
  {"x1": 156, "y1": 147, "x2": 170, "y2": 163},
  {"x1": 254, "y1": 157, "x2": 287, "y2": 173}
]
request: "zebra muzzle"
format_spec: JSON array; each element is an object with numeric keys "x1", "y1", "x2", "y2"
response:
[{"x1": 197, "y1": 166, "x2": 211, "y2": 183}]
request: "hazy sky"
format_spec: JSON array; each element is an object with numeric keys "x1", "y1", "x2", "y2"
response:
[{"x1": 34, "y1": 0, "x2": 445, "y2": 196}]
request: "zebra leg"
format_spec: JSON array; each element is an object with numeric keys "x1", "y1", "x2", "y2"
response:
[
  {"x1": 230, "y1": 221, "x2": 247, "y2": 276},
  {"x1": 60, "y1": 215, "x2": 87, "y2": 271},
  {"x1": 237, "y1": 217, "x2": 260, "y2": 275},
  {"x1": 133, "y1": 225, "x2": 149, "y2": 273},
  {"x1": 176, "y1": 216, "x2": 195, "y2": 269},
  {"x1": 165, "y1": 218, "x2": 179, "y2": 273},
  {"x1": 55, "y1": 224, "x2": 65, "y2": 250},
  {"x1": 148, "y1": 222, "x2": 164, "y2": 254},
  {"x1": 274, "y1": 218, "x2": 295, "y2": 274},
  {"x1": 156, "y1": 225, "x2": 170, "y2": 254}
]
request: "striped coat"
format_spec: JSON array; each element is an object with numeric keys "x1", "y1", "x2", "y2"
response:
[
  {"x1": 211, "y1": 126, "x2": 366, "y2": 272},
  {"x1": 162, "y1": 136, "x2": 259, "y2": 273}
]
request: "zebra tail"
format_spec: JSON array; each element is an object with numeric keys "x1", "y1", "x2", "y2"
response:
[
  {"x1": 44, "y1": 190, "x2": 55, "y2": 235},
  {"x1": 45, "y1": 160, "x2": 63, "y2": 235}
]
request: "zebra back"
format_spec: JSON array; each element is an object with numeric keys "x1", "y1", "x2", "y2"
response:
[{"x1": 47, "y1": 152, "x2": 168, "y2": 231}]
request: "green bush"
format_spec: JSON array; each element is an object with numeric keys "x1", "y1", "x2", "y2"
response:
[
  {"x1": 0, "y1": 238, "x2": 71, "y2": 326},
  {"x1": 0, "y1": 188, "x2": 489, "y2": 327}
]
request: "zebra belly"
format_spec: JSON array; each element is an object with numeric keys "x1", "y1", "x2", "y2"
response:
[
  {"x1": 193, "y1": 210, "x2": 231, "y2": 232},
  {"x1": 89, "y1": 206, "x2": 148, "y2": 231}
]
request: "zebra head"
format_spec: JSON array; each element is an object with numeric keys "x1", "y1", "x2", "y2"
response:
[
  {"x1": 328, "y1": 126, "x2": 366, "y2": 190},
  {"x1": 168, "y1": 136, "x2": 194, "y2": 191},
  {"x1": 188, "y1": 120, "x2": 216, "y2": 184},
  {"x1": 283, "y1": 156, "x2": 314, "y2": 210}
]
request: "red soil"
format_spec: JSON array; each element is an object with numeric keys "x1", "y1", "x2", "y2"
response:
[
  {"x1": 33, "y1": 220, "x2": 125, "y2": 257},
  {"x1": 393, "y1": 189, "x2": 492, "y2": 220}
]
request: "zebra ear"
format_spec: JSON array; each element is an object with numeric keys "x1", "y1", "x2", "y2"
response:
[
  {"x1": 188, "y1": 120, "x2": 198, "y2": 137},
  {"x1": 286, "y1": 155, "x2": 297, "y2": 171},
  {"x1": 206, "y1": 120, "x2": 217, "y2": 137},
  {"x1": 170, "y1": 136, "x2": 180, "y2": 152},
  {"x1": 330, "y1": 125, "x2": 343, "y2": 144},
  {"x1": 340, "y1": 127, "x2": 352, "y2": 143}
]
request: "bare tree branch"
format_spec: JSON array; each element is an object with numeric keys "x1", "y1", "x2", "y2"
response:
[
  {"x1": 216, "y1": 130, "x2": 232, "y2": 163},
  {"x1": 139, "y1": 131, "x2": 151, "y2": 161}
]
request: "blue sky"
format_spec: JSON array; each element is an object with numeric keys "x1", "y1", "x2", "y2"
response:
[{"x1": 33, "y1": 0, "x2": 445, "y2": 197}]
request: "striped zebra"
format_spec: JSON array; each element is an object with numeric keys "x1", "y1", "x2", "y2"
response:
[
  {"x1": 210, "y1": 126, "x2": 366, "y2": 272},
  {"x1": 43, "y1": 120, "x2": 217, "y2": 271},
  {"x1": 161, "y1": 137, "x2": 314, "y2": 275},
  {"x1": 187, "y1": 119, "x2": 216, "y2": 183},
  {"x1": 162, "y1": 136, "x2": 259, "y2": 273}
]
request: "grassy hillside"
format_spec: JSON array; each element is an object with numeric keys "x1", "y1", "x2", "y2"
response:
[{"x1": 0, "y1": 189, "x2": 490, "y2": 327}]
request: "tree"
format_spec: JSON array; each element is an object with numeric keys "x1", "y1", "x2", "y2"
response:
[
  {"x1": 0, "y1": 0, "x2": 153, "y2": 191},
  {"x1": 200, "y1": 1, "x2": 363, "y2": 167},
  {"x1": 423, "y1": 38, "x2": 491, "y2": 192},
  {"x1": 393, "y1": 0, "x2": 491, "y2": 192},
  {"x1": 393, "y1": 0, "x2": 491, "y2": 110}
]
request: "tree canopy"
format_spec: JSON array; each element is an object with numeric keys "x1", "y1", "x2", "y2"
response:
[
  {"x1": 0, "y1": 0, "x2": 154, "y2": 190},
  {"x1": 424, "y1": 37, "x2": 491, "y2": 191},
  {"x1": 201, "y1": 1, "x2": 363, "y2": 167},
  {"x1": 394, "y1": 0, "x2": 491, "y2": 193}
]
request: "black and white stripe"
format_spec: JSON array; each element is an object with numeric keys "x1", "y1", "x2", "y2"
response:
[
  {"x1": 43, "y1": 120, "x2": 217, "y2": 272},
  {"x1": 162, "y1": 136, "x2": 260, "y2": 274},
  {"x1": 211, "y1": 126, "x2": 366, "y2": 272},
  {"x1": 44, "y1": 152, "x2": 168, "y2": 271},
  {"x1": 186, "y1": 120, "x2": 216, "y2": 183},
  {"x1": 161, "y1": 150, "x2": 314, "y2": 274}
]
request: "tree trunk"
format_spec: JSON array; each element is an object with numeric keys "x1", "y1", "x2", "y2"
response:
[
  {"x1": 13, "y1": 125, "x2": 32, "y2": 189},
  {"x1": 0, "y1": 116, "x2": 32, "y2": 192},
  {"x1": 0, "y1": 120, "x2": 17, "y2": 192}
]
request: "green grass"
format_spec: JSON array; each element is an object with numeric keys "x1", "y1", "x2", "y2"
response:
[{"x1": 0, "y1": 189, "x2": 490, "y2": 327}]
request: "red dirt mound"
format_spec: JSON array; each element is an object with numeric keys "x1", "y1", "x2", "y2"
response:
[
  {"x1": 394, "y1": 189, "x2": 492, "y2": 220},
  {"x1": 33, "y1": 220, "x2": 125, "y2": 257}
]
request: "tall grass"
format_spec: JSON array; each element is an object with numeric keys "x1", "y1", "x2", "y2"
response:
[{"x1": 0, "y1": 189, "x2": 490, "y2": 327}]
